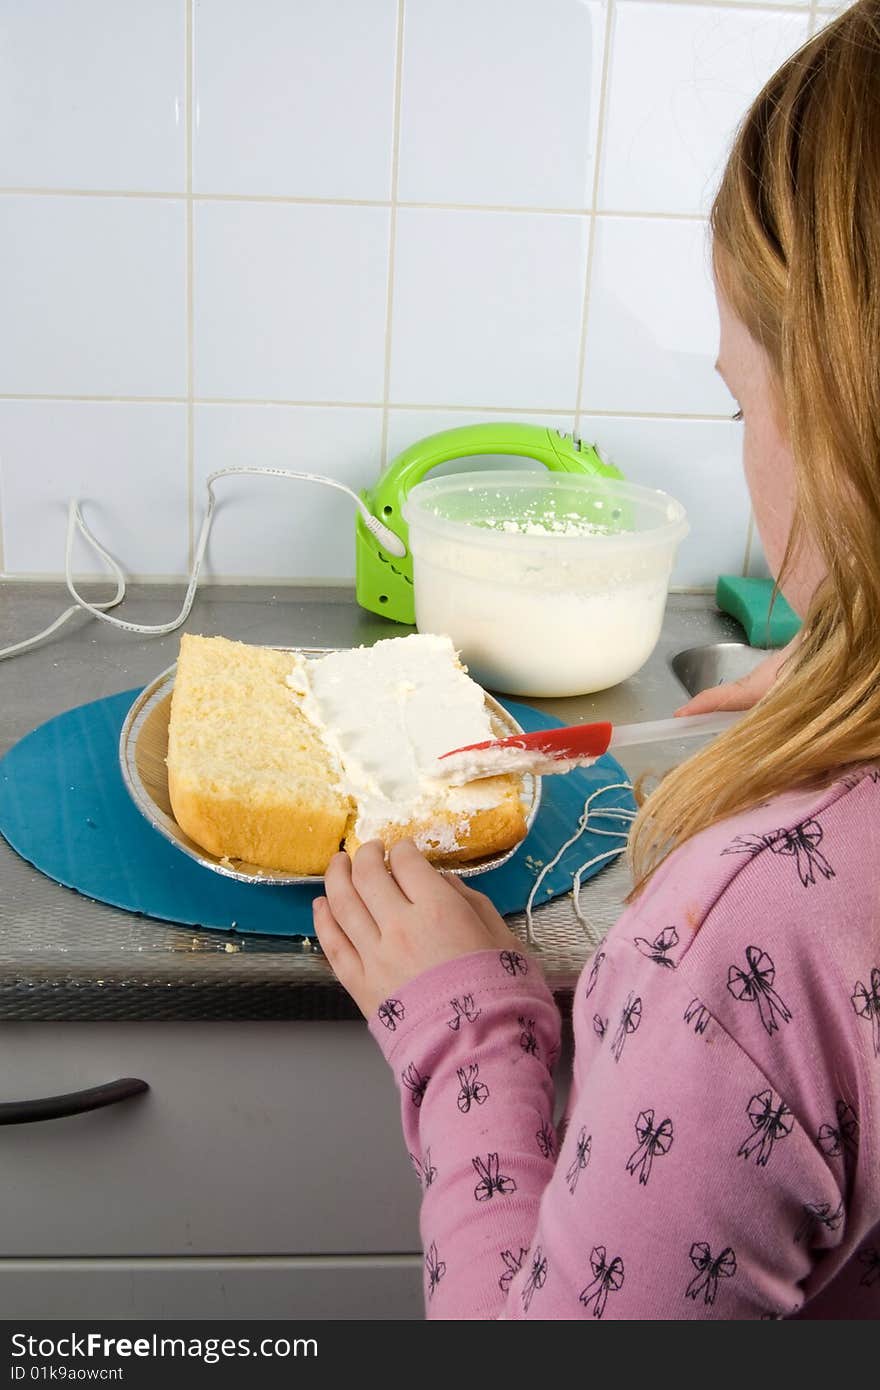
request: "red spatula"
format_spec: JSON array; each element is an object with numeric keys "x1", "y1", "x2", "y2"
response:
[{"x1": 436, "y1": 710, "x2": 741, "y2": 780}]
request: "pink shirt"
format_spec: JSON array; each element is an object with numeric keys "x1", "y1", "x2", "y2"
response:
[{"x1": 369, "y1": 767, "x2": 880, "y2": 1319}]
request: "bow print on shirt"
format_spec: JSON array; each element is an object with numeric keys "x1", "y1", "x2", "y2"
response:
[
  {"x1": 472, "y1": 1154, "x2": 517, "y2": 1202},
  {"x1": 722, "y1": 818, "x2": 835, "y2": 888},
  {"x1": 737, "y1": 1089, "x2": 793, "y2": 1166},
  {"x1": 611, "y1": 993, "x2": 642, "y2": 1061},
  {"x1": 593, "y1": 1014, "x2": 607, "y2": 1040},
  {"x1": 500, "y1": 949, "x2": 528, "y2": 976},
  {"x1": 793, "y1": 1200, "x2": 844, "y2": 1245},
  {"x1": 684, "y1": 998, "x2": 711, "y2": 1035},
  {"x1": 499, "y1": 1247, "x2": 528, "y2": 1295},
  {"x1": 536, "y1": 1120, "x2": 556, "y2": 1159},
  {"x1": 377, "y1": 998, "x2": 405, "y2": 1031},
  {"x1": 851, "y1": 966, "x2": 880, "y2": 1057},
  {"x1": 522, "y1": 1248, "x2": 548, "y2": 1312},
  {"x1": 410, "y1": 1148, "x2": 437, "y2": 1189},
  {"x1": 579, "y1": 1246, "x2": 625, "y2": 1319},
  {"x1": 817, "y1": 1100, "x2": 859, "y2": 1159},
  {"x1": 447, "y1": 995, "x2": 481, "y2": 1030},
  {"x1": 518, "y1": 1016, "x2": 539, "y2": 1057},
  {"x1": 625, "y1": 1109, "x2": 674, "y2": 1185},
  {"x1": 401, "y1": 1063, "x2": 430, "y2": 1108},
  {"x1": 686, "y1": 1243, "x2": 737, "y2": 1305},
  {"x1": 456, "y1": 1063, "x2": 489, "y2": 1114},
  {"x1": 726, "y1": 946, "x2": 792, "y2": 1035},
  {"x1": 841, "y1": 767, "x2": 880, "y2": 790},
  {"x1": 566, "y1": 1127, "x2": 592, "y2": 1194},
  {"x1": 425, "y1": 1241, "x2": 446, "y2": 1299},
  {"x1": 858, "y1": 1247, "x2": 880, "y2": 1287},
  {"x1": 584, "y1": 950, "x2": 606, "y2": 998},
  {"x1": 633, "y1": 926, "x2": 679, "y2": 968}
]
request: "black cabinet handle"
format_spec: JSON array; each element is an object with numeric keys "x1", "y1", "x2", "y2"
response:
[{"x1": 0, "y1": 1077, "x2": 149, "y2": 1125}]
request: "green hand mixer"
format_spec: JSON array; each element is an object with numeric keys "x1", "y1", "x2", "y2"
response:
[{"x1": 355, "y1": 421, "x2": 622, "y2": 625}]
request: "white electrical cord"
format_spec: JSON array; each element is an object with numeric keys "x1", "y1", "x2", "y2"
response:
[{"x1": 0, "y1": 466, "x2": 407, "y2": 662}]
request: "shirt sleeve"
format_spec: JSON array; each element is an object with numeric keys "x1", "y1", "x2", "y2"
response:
[{"x1": 368, "y1": 947, "x2": 562, "y2": 1320}]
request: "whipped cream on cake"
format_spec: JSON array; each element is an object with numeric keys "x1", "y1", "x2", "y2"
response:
[
  {"x1": 286, "y1": 633, "x2": 506, "y2": 849},
  {"x1": 433, "y1": 745, "x2": 587, "y2": 782}
]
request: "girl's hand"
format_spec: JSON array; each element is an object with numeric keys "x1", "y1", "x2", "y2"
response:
[
  {"x1": 674, "y1": 634, "x2": 798, "y2": 716},
  {"x1": 313, "y1": 839, "x2": 522, "y2": 1019}
]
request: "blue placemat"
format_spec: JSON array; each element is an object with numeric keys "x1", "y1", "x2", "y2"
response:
[{"x1": 0, "y1": 689, "x2": 635, "y2": 938}]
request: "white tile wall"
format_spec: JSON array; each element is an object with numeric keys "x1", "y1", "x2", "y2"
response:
[
  {"x1": 192, "y1": 404, "x2": 383, "y2": 579},
  {"x1": 599, "y1": 4, "x2": 810, "y2": 215},
  {"x1": 0, "y1": 196, "x2": 186, "y2": 398},
  {"x1": 0, "y1": 401, "x2": 187, "y2": 576},
  {"x1": 0, "y1": 0, "x2": 186, "y2": 192},
  {"x1": 397, "y1": 0, "x2": 605, "y2": 208},
  {"x1": 746, "y1": 516, "x2": 773, "y2": 580},
  {"x1": 581, "y1": 216, "x2": 733, "y2": 416},
  {"x1": 192, "y1": 0, "x2": 397, "y2": 199},
  {"x1": 0, "y1": 0, "x2": 837, "y2": 589},
  {"x1": 193, "y1": 201, "x2": 391, "y2": 401},
  {"x1": 390, "y1": 208, "x2": 589, "y2": 409}
]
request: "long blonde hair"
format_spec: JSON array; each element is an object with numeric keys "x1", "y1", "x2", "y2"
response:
[{"x1": 628, "y1": 0, "x2": 880, "y2": 895}]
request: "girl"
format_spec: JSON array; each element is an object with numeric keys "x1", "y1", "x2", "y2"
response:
[{"x1": 313, "y1": 3, "x2": 880, "y2": 1319}]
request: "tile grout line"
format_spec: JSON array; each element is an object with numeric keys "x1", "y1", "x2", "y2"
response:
[
  {"x1": 575, "y1": 0, "x2": 616, "y2": 436},
  {"x1": 0, "y1": 186, "x2": 712, "y2": 221},
  {"x1": 742, "y1": 511, "x2": 756, "y2": 577},
  {"x1": 0, "y1": 393, "x2": 745, "y2": 422},
  {"x1": 185, "y1": 0, "x2": 195, "y2": 568},
  {"x1": 0, "y1": 187, "x2": 387, "y2": 204},
  {"x1": 0, "y1": 397, "x2": 750, "y2": 422},
  {"x1": 379, "y1": 0, "x2": 406, "y2": 476},
  {"x1": 621, "y1": 0, "x2": 820, "y2": 9}
]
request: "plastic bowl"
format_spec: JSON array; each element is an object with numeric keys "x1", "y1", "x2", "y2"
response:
[{"x1": 402, "y1": 470, "x2": 689, "y2": 697}]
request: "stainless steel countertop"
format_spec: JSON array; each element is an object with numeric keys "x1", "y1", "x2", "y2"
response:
[{"x1": 0, "y1": 582, "x2": 744, "y2": 1020}]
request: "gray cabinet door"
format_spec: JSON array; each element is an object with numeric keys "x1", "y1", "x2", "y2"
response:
[
  {"x1": 0, "y1": 1257, "x2": 424, "y2": 1320},
  {"x1": 0, "y1": 1022, "x2": 421, "y2": 1257}
]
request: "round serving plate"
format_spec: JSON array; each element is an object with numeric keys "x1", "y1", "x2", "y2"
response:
[{"x1": 119, "y1": 646, "x2": 541, "y2": 886}]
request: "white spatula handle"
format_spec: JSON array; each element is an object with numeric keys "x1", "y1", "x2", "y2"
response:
[{"x1": 609, "y1": 710, "x2": 741, "y2": 750}]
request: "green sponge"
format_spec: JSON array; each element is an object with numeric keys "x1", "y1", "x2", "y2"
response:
[{"x1": 715, "y1": 575, "x2": 801, "y2": 649}]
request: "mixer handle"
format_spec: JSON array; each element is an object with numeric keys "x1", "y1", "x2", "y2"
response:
[{"x1": 363, "y1": 423, "x2": 620, "y2": 540}]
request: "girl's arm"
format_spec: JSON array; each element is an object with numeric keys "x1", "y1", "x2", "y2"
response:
[
  {"x1": 367, "y1": 948, "x2": 560, "y2": 1318},
  {"x1": 314, "y1": 841, "x2": 562, "y2": 1318}
]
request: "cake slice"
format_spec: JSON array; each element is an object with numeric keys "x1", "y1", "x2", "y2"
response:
[
  {"x1": 167, "y1": 634, "x2": 350, "y2": 874},
  {"x1": 166, "y1": 631, "x2": 528, "y2": 875}
]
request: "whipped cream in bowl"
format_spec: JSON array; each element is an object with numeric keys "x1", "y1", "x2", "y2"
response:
[{"x1": 403, "y1": 470, "x2": 689, "y2": 698}]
